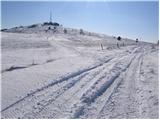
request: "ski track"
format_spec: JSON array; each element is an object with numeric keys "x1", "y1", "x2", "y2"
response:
[{"x1": 2, "y1": 45, "x2": 156, "y2": 119}]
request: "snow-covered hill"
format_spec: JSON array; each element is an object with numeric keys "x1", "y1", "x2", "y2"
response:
[
  {"x1": 2, "y1": 22, "x2": 104, "y2": 36},
  {"x1": 1, "y1": 23, "x2": 159, "y2": 119},
  {"x1": 2, "y1": 22, "x2": 138, "y2": 44}
]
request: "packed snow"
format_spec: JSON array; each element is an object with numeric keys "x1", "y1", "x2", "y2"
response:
[{"x1": 1, "y1": 23, "x2": 159, "y2": 119}]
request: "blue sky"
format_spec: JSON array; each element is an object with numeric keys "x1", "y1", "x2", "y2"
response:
[{"x1": 1, "y1": 1, "x2": 159, "y2": 43}]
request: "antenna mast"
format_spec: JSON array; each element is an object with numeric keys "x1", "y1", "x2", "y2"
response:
[{"x1": 50, "y1": 11, "x2": 52, "y2": 23}]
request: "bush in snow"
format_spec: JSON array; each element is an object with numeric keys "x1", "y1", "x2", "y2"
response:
[
  {"x1": 52, "y1": 22, "x2": 60, "y2": 26},
  {"x1": 1, "y1": 29, "x2": 7, "y2": 32},
  {"x1": 117, "y1": 36, "x2": 121, "y2": 41},
  {"x1": 43, "y1": 22, "x2": 59, "y2": 26},
  {"x1": 80, "y1": 29, "x2": 84, "y2": 35},
  {"x1": 53, "y1": 26, "x2": 57, "y2": 33},
  {"x1": 28, "y1": 24, "x2": 37, "y2": 28},
  {"x1": 64, "y1": 29, "x2": 67, "y2": 34}
]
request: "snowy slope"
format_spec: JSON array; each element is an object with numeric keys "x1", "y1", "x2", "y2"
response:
[{"x1": 1, "y1": 23, "x2": 159, "y2": 119}]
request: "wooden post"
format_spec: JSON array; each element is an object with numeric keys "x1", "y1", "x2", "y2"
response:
[{"x1": 101, "y1": 44, "x2": 103, "y2": 50}]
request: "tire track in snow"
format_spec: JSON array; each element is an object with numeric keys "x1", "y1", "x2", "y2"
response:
[
  {"x1": 23, "y1": 73, "x2": 89, "y2": 118},
  {"x1": 1, "y1": 56, "x2": 114, "y2": 118},
  {"x1": 2, "y1": 50, "x2": 131, "y2": 119},
  {"x1": 71, "y1": 53, "x2": 137, "y2": 118},
  {"x1": 1, "y1": 46, "x2": 141, "y2": 118},
  {"x1": 28, "y1": 54, "x2": 130, "y2": 119},
  {"x1": 97, "y1": 53, "x2": 143, "y2": 118},
  {"x1": 21, "y1": 53, "x2": 129, "y2": 118},
  {"x1": 2, "y1": 73, "x2": 87, "y2": 118},
  {"x1": 97, "y1": 52, "x2": 144, "y2": 119}
]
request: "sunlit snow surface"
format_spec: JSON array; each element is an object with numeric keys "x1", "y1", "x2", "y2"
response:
[{"x1": 1, "y1": 25, "x2": 159, "y2": 119}]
